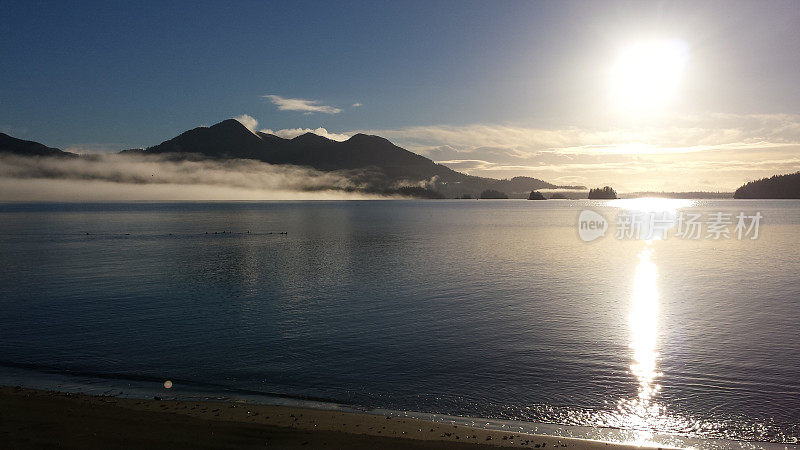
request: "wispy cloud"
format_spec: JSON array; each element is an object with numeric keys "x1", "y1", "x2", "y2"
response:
[
  {"x1": 233, "y1": 114, "x2": 259, "y2": 132},
  {"x1": 262, "y1": 94, "x2": 342, "y2": 114},
  {"x1": 353, "y1": 113, "x2": 800, "y2": 158}
]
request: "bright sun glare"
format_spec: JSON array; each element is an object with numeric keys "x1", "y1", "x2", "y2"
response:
[{"x1": 608, "y1": 40, "x2": 689, "y2": 111}]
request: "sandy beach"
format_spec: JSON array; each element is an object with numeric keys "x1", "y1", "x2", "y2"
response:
[{"x1": 0, "y1": 386, "x2": 670, "y2": 449}]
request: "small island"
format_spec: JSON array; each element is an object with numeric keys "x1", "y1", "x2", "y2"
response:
[
  {"x1": 588, "y1": 186, "x2": 618, "y2": 199},
  {"x1": 734, "y1": 172, "x2": 800, "y2": 199},
  {"x1": 527, "y1": 190, "x2": 546, "y2": 200}
]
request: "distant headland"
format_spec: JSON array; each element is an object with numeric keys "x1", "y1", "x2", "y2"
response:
[{"x1": 734, "y1": 172, "x2": 800, "y2": 199}]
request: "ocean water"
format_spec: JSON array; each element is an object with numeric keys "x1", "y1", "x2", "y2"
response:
[{"x1": 0, "y1": 200, "x2": 798, "y2": 447}]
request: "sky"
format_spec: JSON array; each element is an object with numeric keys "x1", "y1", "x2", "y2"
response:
[{"x1": 2, "y1": 0, "x2": 799, "y2": 191}]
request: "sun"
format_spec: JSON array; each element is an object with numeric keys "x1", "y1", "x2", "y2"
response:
[{"x1": 608, "y1": 40, "x2": 689, "y2": 112}]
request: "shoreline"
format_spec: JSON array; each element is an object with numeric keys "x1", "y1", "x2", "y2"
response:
[
  {"x1": 0, "y1": 367, "x2": 793, "y2": 448},
  {"x1": 0, "y1": 385, "x2": 670, "y2": 449}
]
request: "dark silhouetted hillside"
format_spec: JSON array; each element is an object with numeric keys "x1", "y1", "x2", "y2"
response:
[
  {"x1": 145, "y1": 120, "x2": 463, "y2": 181},
  {"x1": 141, "y1": 119, "x2": 581, "y2": 197},
  {"x1": 734, "y1": 172, "x2": 800, "y2": 199},
  {"x1": 0, "y1": 133, "x2": 76, "y2": 157}
]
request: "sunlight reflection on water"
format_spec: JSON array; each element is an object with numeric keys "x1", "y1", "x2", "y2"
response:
[
  {"x1": 619, "y1": 242, "x2": 664, "y2": 444},
  {"x1": 610, "y1": 242, "x2": 718, "y2": 446},
  {"x1": 609, "y1": 198, "x2": 708, "y2": 445}
]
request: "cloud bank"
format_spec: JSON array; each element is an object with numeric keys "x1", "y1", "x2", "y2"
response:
[
  {"x1": 0, "y1": 153, "x2": 380, "y2": 201},
  {"x1": 262, "y1": 95, "x2": 342, "y2": 114}
]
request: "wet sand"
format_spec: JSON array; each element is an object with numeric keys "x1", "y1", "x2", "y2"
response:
[{"x1": 0, "y1": 386, "x2": 668, "y2": 449}]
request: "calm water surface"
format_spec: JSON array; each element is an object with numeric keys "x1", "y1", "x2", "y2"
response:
[{"x1": 0, "y1": 200, "x2": 798, "y2": 446}]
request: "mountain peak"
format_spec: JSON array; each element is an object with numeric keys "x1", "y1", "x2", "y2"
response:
[
  {"x1": 145, "y1": 118, "x2": 264, "y2": 158},
  {"x1": 291, "y1": 132, "x2": 332, "y2": 145},
  {"x1": 212, "y1": 118, "x2": 252, "y2": 132},
  {"x1": 346, "y1": 133, "x2": 391, "y2": 145}
]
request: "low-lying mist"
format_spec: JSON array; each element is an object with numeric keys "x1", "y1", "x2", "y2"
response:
[{"x1": 0, "y1": 153, "x2": 386, "y2": 201}]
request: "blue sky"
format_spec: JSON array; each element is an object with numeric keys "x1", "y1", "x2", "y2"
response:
[{"x1": 2, "y1": 0, "x2": 799, "y2": 190}]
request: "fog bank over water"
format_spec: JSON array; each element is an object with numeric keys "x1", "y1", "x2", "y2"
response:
[{"x1": 0, "y1": 154, "x2": 382, "y2": 201}]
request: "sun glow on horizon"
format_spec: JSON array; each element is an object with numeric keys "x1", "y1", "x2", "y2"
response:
[{"x1": 608, "y1": 40, "x2": 690, "y2": 112}]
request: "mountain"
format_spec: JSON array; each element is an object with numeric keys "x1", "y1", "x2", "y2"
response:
[
  {"x1": 734, "y1": 172, "x2": 800, "y2": 199},
  {"x1": 1, "y1": 120, "x2": 585, "y2": 198},
  {"x1": 138, "y1": 119, "x2": 578, "y2": 197},
  {"x1": 144, "y1": 119, "x2": 466, "y2": 181},
  {"x1": 0, "y1": 133, "x2": 76, "y2": 157}
]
